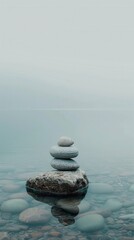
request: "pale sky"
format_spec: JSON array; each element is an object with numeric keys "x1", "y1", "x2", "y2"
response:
[{"x1": 0, "y1": 0, "x2": 134, "y2": 109}]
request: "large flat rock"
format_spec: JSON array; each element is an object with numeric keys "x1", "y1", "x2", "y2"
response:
[{"x1": 26, "y1": 169, "x2": 89, "y2": 196}]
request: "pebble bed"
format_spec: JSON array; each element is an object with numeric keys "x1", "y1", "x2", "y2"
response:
[{"x1": 0, "y1": 165, "x2": 134, "y2": 240}]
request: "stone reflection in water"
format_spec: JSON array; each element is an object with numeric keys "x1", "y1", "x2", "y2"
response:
[
  {"x1": 51, "y1": 205, "x2": 78, "y2": 225},
  {"x1": 26, "y1": 188, "x2": 87, "y2": 226}
]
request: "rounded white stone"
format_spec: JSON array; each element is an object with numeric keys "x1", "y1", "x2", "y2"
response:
[
  {"x1": 50, "y1": 146, "x2": 79, "y2": 159},
  {"x1": 51, "y1": 159, "x2": 79, "y2": 171},
  {"x1": 57, "y1": 136, "x2": 74, "y2": 147}
]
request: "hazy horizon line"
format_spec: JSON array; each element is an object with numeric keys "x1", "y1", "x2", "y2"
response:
[{"x1": 0, "y1": 108, "x2": 134, "y2": 111}]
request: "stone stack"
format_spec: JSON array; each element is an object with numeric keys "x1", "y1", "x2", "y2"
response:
[
  {"x1": 50, "y1": 136, "x2": 79, "y2": 171},
  {"x1": 26, "y1": 136, "x2": 89, "y2": 196}
]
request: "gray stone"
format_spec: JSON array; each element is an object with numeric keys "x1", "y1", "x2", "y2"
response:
[
  {"x1": 96, "y1": 209, "x2": 112, "y2": 218},
  {"x1": 104, "y1": 199, "x2": 122, "y2": 212},
  {"x1": 1, "y1": 199, "x2": 29, "y2": 213},
  {"x1": 78, "y1": 200, "x2": 91, "y2": 213},
  {"x1": 0, "y1": 232, "x2": 9, "y2": 240},
  {"x1": 51, "y1": 159, "x2": 79, "y2": 171},
  {"x1": 2, "y1": 224, "x2": 28, "y2": 232},
  {"x1": 26, "y1": 169, "x2": 89, "y2": 196},
  {"x1": 78, "y1": 209, "x2": 112, "y2": 219},
  {"x1": 76, "y1": 214, "x2": 105, "y2": 232},
  {"x1": 0, "y1": 219, "x2": 7, "y2": 226},
  {"x1": 50, "y1": 146, "x2": 78, "y2": 159},
  {"x1": 57, "y1": 136, "x2": 74, "y2": 147},
  {"x1": 119, "y1": 237, "x2": 134, "y2": 240},
  {"x1": 19, "y1": 207, "x2": 51, "y2": 224},
  {"x1": 124, "y1": 224, "x2": 134, "y2": 231}
]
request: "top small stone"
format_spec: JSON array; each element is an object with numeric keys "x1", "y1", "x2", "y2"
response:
[{"x1": 58, "y1": 136, "x2": 74, "y2": 147}]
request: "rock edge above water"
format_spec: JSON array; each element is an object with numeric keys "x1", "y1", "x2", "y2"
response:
[{"x1": 26, "y1": 169, "x2": 89, "y2": 196}]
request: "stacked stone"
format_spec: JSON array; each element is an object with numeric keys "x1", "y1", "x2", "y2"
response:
[
  {"x1": 50, "y1": 136, "x2": 79, "y2": 171},
  {"x1": 26, "y1": 136, "x2": 89, "y2": 196}
]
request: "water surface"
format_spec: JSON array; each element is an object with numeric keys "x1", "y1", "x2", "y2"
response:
[{"x1": 0, "y1": 110, "x2": 134, "y2": 240}]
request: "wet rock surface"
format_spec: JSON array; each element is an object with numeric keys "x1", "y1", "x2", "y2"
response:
[{"x1": 26, "y1": 169, "x2": 89, "y2": 196}]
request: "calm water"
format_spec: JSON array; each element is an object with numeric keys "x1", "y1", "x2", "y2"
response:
[{"x1": 0, "y1": 110, "x2": 134, "y2": 240}]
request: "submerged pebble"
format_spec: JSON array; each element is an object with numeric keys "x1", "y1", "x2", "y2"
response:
[
  {"x1": 0, "y1": 143, "x2": 133, "y2": 240},
  {"x1": 3, "y1": 224, "x2": 28, "y2": 232},
  {"x1": 29, "y1": 231, "x2": 44, "y2": 239},
  {"x1": 1, "y1": 199, "x2": 29, "y2": 213},
  {"x1": 104, "y1": 199, "x2": 122, "y2": 212},
  {"x1": 0, "y1": 232, "x2": 10, "y2": 240},
  {"x1": 76, "y1": 214, "x2": 105, "y2": 232},
  {"x1": 19, "y1": 207, "x2": 51, "y2": 224},
  {"x1": 49, "y1": 231, "x2": 62, "y2": 237},
  {"x1": 96, "y1": 209, "x2": 112, "y2": 218},
  {"x1": 0, "y1": 219, "x2": 7, "y2": 225},
  {"x1": 78, "y1": 200, "x2": 91, "y2": 213}
]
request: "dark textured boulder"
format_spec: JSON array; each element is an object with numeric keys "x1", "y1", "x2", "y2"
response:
[{"x1": 26, "y1": 169, "x2": 89, "y2": 196}]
